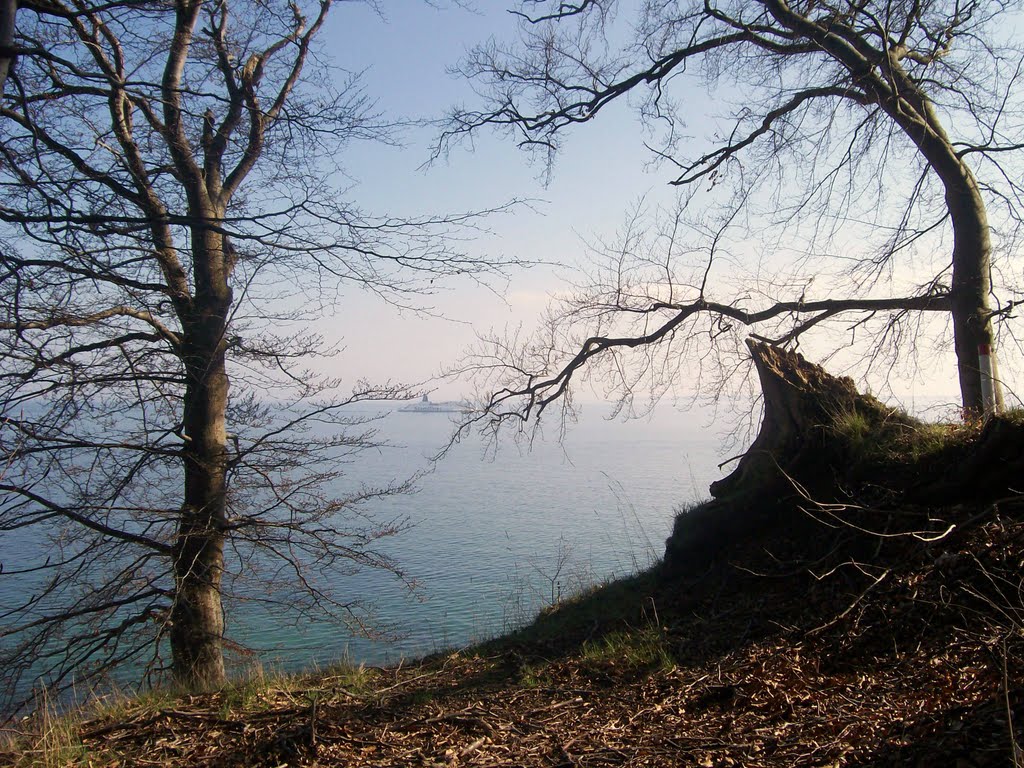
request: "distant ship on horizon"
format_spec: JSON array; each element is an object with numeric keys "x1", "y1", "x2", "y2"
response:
[{"x1": 399, "y1": 394, "x2": 471, "y2": 414}]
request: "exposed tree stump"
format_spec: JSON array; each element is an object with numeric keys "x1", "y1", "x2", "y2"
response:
[
  {"x1": 663, "y1": 339, "x2": 1023, "y2": 577},
  {"x1": 710, "y1": 340, "x2": 898, "y2": 499},
  {"x1": 664, "y1": 340, "x2": 904, "y2": 575}
]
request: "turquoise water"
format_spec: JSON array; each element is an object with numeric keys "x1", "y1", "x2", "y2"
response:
[
  {"x1": 0, "y1": 402, "x2": 726, "y2": 704},
  {"x1": 223, "y1": 402, "x2": 726, "y2": 670}
]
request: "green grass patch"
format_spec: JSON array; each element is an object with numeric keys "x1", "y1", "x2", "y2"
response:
[
  {"x1": 829, "y1": 405, "x2": 985, "y2": 465},
  {"x1": 580, "y1": 626, "x2": 674, "y2": 672},
  {"x1": 517, "y1": 661, "x2": 556, "y2": 689},
  {"x1": 999, "y1": 406, "x2": 1024, "y2": 426},
  {"x1": 2, "y1": 695, "x2": 92, "y2": 768},
  {"x1": 311, "y1": 658, "x2": 377, "y2": 698},
  {"x1": 486, "y1": 567, "x2": 662, "y2": 655}
]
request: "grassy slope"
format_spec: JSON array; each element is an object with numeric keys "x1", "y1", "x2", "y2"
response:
[{"x1": 3, "y1": 414, "x2": 1023, "y2": 767}]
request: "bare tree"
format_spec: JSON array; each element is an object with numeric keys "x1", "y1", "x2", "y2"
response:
[
  {"x1": 0, "y1": 0, "x2": 514, "y2": 707},
  {"x1": 440, "y1": 0, "x2": 1023, "y2": 419}
]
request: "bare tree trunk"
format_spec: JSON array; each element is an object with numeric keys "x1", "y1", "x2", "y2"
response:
[
  {"x1": 170, "y1": 229, "x2": 232, "y2": 688},
  {"x1": 947, "y1": 180, "x2": 997, "y2": 416},
  {"x1": 665, "y1": 340, "x2": 904, "y2": 574},
  {"x1": 755, "y1": 2, "x2": 1003, "y2": 417},
  {"x1": 868, "y1": 63, "x2": 1000, "y2": 417},
  {"x1": 171, "y1": 365, "x2": 228, "y2": 686},
  {"x1": 860, "y1": 99, "x2": 998, "y2": 416}
]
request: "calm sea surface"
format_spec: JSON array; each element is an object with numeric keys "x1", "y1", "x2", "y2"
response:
[
  {"x1": 0, "y1": 402, "x2": 728, "y2": 703},
  {"x1": 228, "y1": 402, "x2": 728, "y2": 671}
]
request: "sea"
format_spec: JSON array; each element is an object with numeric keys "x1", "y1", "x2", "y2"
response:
[
  {"x1": 0, "y1": 400, "x2": 732, "y2": 708},
  {"x1": 3, "y1": 391, "x2": 965, "y2": 708},
  {"x1": 226, "y1": 401, "x2": 729, "y2": 671}
]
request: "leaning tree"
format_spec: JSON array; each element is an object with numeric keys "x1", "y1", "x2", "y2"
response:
[
  {"x1": 441, "y1": 0, "x2": 1023, "y2": 421},
  {"x1": 0, "y1": 0, "x2": 514, "y2": 707}
]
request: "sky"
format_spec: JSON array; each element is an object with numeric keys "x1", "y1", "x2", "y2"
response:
[
  {"x1": 301, "y1": 1, "x2": 687, "y2": 401},
  {"x1": 292, "y1": 0, "x2": 982, "y2": 410}
]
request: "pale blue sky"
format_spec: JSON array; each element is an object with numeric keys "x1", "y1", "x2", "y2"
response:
[
  {"x1": 309, "y1": 1, "x2": 685, "y2": 399},
  {"x1": 301, "y1": 1, "x2": 976, "y2": 409}
]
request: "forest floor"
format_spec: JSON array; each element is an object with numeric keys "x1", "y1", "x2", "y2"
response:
[{"x1": 3, "y1": 413, "x2": 1023, "y2": 767}]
